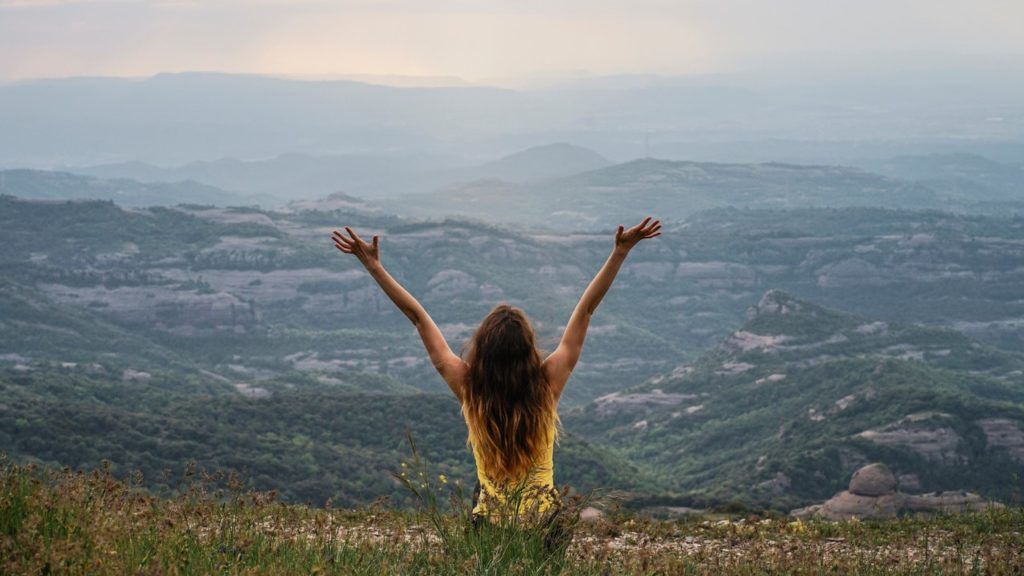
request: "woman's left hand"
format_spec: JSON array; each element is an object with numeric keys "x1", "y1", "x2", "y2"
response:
[
  {"x1": 615, "y1": 216, "x2": 661, "y2": 252},
  {"x1": 332, "y1": 227, "x2": 380, "y2": 268}
]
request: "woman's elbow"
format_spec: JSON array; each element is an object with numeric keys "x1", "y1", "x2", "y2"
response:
[{"x1": 405, "y1": 308, "x2": 424, "y2": 325}]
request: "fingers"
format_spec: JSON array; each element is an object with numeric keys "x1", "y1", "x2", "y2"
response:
[
  {"x1": 637, "y1": 218, "x2": 661, "y2": 239},
  {"x1": 616, "y1": 225, "x2": 624, "y2": 240},
  {"x1": 643, "y1": 217, "x2": 662, "y2": 239},
  {"x1": 345, "y1": 226, "x2": 364, "y2": 244},
  {"x1": 333, "y1": 228, "x2": 384, "y2": 255},
  {"x1": 624, "y1": 217, "x2": 660, "y2": 236},
  {"x1": 332, "y1": 229, "x2": 356, "y2": 253},
  {"x1": 332, "y1": 231, "x2": 353, "y2": 245},
  {"x1": 623, "y1": 216, "x2": 661, "y2": 242}
]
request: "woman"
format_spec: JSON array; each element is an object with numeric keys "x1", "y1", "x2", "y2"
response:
[{"x1": 331, "y1": 217, "x2": 661, "y2": 521}]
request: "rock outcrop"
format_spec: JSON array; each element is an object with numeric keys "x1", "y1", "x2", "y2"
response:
[
  {"x1": 745, "y1": 290, "x2": 802, "y2": 322},
  {"x1": 904, "y1": 492, "x2": 999, "y2": 514},
  {"x1": 791, "y1": 463, "x2": 1001, "y2": 520},
  {"x1": 40, "y1": 283, "x2": 258, "y2": 333},
  {"x1": 855, "y1": 415, "x2": 965, "y2": 465},
  {"x1": 815, "y1": 492, "x2": 906, "y2": 520},
  {"x1": 592, "y1": 389, "x2": 696, "y2": 417},
  {"x1": 976, "y1": 418, "x2": 1024, "y2": 462}
]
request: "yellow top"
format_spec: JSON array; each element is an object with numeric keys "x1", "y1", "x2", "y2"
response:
[{"x1": 467, "y1": 412, "x2": 558, "y2": 519}]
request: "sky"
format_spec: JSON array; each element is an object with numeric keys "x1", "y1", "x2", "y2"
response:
[{"x1": 1, "y1": 0, "x2": 1022, "y2": 84}]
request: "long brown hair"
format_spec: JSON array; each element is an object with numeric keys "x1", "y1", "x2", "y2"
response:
[{"x1": 462, "y1": 304, "x2": 558, "y2": 482}]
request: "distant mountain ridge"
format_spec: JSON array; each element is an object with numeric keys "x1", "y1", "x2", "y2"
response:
[
  {"x1": 0, "y1": 169, "x2": 251, "y2": 207},
  {"x1": 72, "y1": 153, "x2": 461, "y2": 202},
  {"x1": 5, "y1": 69, "x2": 1022, "y2": 167},
  {"x1": 858, "y1": 152, "x2": 1024, "y2": 206},
  {"x1": 69, "y1": 143, "x2": 609, "y2": 202},
  {"x1": 391, "y1": 157, "x2": 947, "y2": 228},
  {"x1": 466, "y1": 143, "x2": 610, "y2": 182}
]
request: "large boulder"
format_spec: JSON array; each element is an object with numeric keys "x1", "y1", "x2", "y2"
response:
[
  {"x1": 818, "y1": 491, "x2": 906, "y2": 520},
  {"x1": 848, "y1": 463, "x2": 897, "y2": 496},
  {"x1": 790, "y1": 462, "x2": 1004, "y2": 520}
]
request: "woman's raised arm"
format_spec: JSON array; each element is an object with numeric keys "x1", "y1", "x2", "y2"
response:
[
  {"x1": 543, "y1": 217, "x2": 661, "y2": 400},
  {"x1": 332, "y1": 227, "x2": 466, "y2": 399}
]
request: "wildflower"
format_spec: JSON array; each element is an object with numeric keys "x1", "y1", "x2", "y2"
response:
[
  {"x1": 401, "y1": 462, "x2": 408, "y2": 469},
  {"x1": 438, "y1": 474, "x2": 448, "y2": 484},
  {"x1": 788, "y1": 520, "x2": 806, "y2": 534}
]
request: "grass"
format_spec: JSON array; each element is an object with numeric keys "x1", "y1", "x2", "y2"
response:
[{"x1": 2, "y1": 455, "x2": 1023, "y2": 575}]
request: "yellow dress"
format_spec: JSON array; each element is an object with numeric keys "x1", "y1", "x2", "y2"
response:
[{"x1": 467, "y1": 412, "x2": 559, "y2": 519}]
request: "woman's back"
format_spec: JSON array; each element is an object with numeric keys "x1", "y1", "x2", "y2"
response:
[{"x1": 467, "y1": 408, "x2": 558, "y2": 518}]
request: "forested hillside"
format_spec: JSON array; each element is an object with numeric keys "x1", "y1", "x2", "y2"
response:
[
  {"x1": 3, "y1": 166, "x2": 1024, "y2": 509},
  {"x1": 566, "y1": 291, "x2": 1024, "y2": 508},
  {"x1": 6, "y1": 191, "x2": 1024, "y2": 406},
  {"x1": 0, "y1": 367, "x2": 650, "y2": 506}
]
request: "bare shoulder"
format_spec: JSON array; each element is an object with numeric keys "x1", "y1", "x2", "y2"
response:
[
  {"x1": 542, "y1": 357, "x2": 569, "y2": 401},
  {"x1": 443, "y1": 359, "x2": 469, "y2": 401}
]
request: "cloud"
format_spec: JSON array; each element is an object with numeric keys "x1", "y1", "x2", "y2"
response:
[
  {"x1": 0, "y1": 0, "x2": 1022, "y2": 81},
  {"x1": 0, "y1": 0, "x2": 133, "y2": 7}
]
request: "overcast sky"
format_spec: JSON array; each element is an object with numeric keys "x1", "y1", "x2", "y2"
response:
[{"x1": 1, "y1": 0, "x2": 1022, "y2": 84}]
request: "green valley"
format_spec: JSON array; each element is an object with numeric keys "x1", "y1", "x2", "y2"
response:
[{"x1": 2, "y1": 160, "x2": 1024, "y2": 510}]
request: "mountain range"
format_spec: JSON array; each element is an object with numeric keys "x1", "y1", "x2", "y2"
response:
[
  {"x1": 3, "y1": 70, "x2": 1023, "y2": 168},
  {"x1": 2, "y1": 158, "x2": 1024, "y2": 509},
  {"x1": 66, "y1": 143, "x2": 610, "y2": 202}
]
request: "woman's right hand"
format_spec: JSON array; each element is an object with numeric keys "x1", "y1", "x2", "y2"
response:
[
  {"x1": 332, "y1": 227, "x2": 380, "y2": 269},
  {"x1": 614, "y1": 217, "x2": 661, "y2": 252}
]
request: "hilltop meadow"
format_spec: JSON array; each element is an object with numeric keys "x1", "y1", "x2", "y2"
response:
[{"x1": 2, "y1": 458, "x2": 1023, "y2": 575}]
